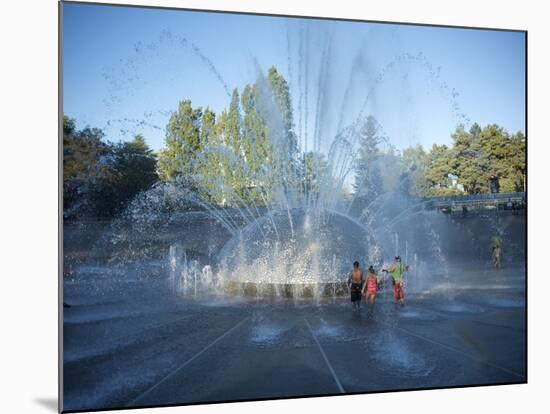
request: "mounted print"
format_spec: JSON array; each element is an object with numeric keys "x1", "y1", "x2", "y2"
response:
[{"x1": 60, "y1": 1, "x2": 527, "y2": 412}]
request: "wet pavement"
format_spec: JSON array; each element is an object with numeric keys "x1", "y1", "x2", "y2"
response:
[{"x1": 62, "y1": 265, "x2": 526, "y2": 412}]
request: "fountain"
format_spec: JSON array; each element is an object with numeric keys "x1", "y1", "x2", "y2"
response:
[
  {"x1": 61, "y1": 10, "x2": 527, "y2": 411},
  {"x1": 88, "y1": 21, "x2": 525, "y2": 304},
  {"x1": 216, "y1": 208, "x2": 368, "y2": 297}
]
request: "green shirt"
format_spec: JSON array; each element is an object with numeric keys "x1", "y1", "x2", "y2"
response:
[
  {"x1": 391, "y1": 263, "x2": 407, "y2": 282},
  {"x1": 491, "y1": 236, "x2": 502, "y2": 248}
]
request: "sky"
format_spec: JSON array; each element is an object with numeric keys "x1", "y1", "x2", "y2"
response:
[{"x1": 62, "y1": 2, "x2": 526, "y2": 153}]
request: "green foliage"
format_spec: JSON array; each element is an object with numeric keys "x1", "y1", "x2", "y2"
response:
[
  {"x1": 407, "y1": 124, "x2": 525, "y2": 197},
  {"x1": 63, "y1": 116, "x2": 158, "y2": 219},
  {"x1": 479, "y1": 125, "x2": 525, "y2": 192},
  {"x1": 449, "y1": 124, "x2": 488, "y2": 194},
  {"x1": 241, "y1": 83, "x2": 272, "y2": 184},
  {"x1": 157, "y1": 100, "x2": 203, "y2": 181},
  {"x1": 446, "y1": 123, "x2": 525, "y2": 195},
  {"x1": 65, "y1": 63, "x2": 526, "y2": 220},
  {"x1": 157, "y1": 67, "x2": 300, "y2": 207},
  {"x1": 353, "y1": 120, "x2": 525, "y2": 200},
  {"x1": 401, "y1": 145, "x2": 429, "y2": 196},
  {"x1": 423, "y1": 144, "x2": 453, "y2": 194},
  {"x1": 63, "y1": 116, "x2": 109, "y2": 183},
  {"x1": 353, "y1": 116, "x2": 384, "y2": 205},
  {"x1": 63, "y1": 116, "x2": 110, "y2": 213},
  {"x1": 94, "y1": 135, "x2": 158, "y2": 217},
  {"x1": 301, "y1": 151, "x2": 328, "y2": 200}
]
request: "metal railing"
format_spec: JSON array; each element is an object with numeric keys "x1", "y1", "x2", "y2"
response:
[{"x1": 425, "y1": 192, "x2": 526, "y2": 209}]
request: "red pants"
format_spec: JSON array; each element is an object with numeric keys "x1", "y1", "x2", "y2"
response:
[{"x1": 393, "y1": 282, "x2": 404, "y2": 301}]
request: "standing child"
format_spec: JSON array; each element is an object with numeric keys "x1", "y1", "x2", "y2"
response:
[
  {"x1": 348, "y1": 261, "x2": 364, "y2": 310},
  {"x1": 362, "y1": 265, "x2": 379, "y2": 310},
  {"x1": 491, "y1": 235, "x2": 502, "y2": 270},
  {"x1": 383, "y1": 256, "x2": 409, "y2": 305}
]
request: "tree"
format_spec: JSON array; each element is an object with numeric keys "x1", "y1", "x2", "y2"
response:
[
  {"x1": 63, "y1": 116, "x2": 111, "y2": 215},
  {"x1": 405, "y1": 122, "x2": 525, "y2": 197},
  {"x1": 479, "y1": 124, "x2": 525, "y2": 192},
  {"x1": 218, "y1": 89, "x2": 249, "y2": 203},
  {"x1": 94, "y1": 135, "x2": 158, "y2": 217},
  {"x1": 157, "y1": 100, "x2": 203, "y2": 181},
  {"x1": 424, "y1": 144, "x2": 454, "y2": 196},
  {"x1": 155, "y1": 68, "x2": 299, "y2": 207},
  {"x1": 197, "y1": 108, "x2": 226, "y2": 205},
  {"x1": 238, "y1": 68, "x2": 300, "y2": 205},
  {"x1": 509, "y1": 131, "x2": 526, "y2": 191},
  {"x1": 240, "y1": 82, "x2": 274, "y2": 203},
  {"x1": 401, "y1": 145, "x2": 429, "y2": 197},
  {"x1": 353, "y1": 116, "x2": 384, "y2": 207},
  {"x1": 63, "y1": 115, "x2": 159, "y2": 218},
  {"x1": 266, "y1": 66, "x2": 300, "y2": 195},
  {"x1": 450, "y1": 124, "x2": 489, "y2": 194},
  {"x1": 301, "y1": 151, "x2": 328, "y2": 201},
  {"x1": 224, "y1": 89, "x2": 243, "y2": 155},
  {"x1": 267, "y1": 66, "x2": 296, "y2": 148}
]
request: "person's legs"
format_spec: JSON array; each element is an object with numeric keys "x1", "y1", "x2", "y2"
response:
[
  {"x1": 397, "y1": 283, "x2": 404, "y2": 305},
  {"x1": 351, "y1": 284, "x2": 361, "y2": 309},
  {"x1": 493, "y1": 248, "x2": 500, "y2": 269}
]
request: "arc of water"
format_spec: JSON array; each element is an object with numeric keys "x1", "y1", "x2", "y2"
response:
[{"x1": 180, "y1": 189, "x2": 240, "y2": 235}]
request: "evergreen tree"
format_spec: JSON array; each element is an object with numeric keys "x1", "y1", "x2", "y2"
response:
[
  {"x1": 266, "y1": 66, "x2": 300, "y2": 196},
  {"x1": 353, "y1": 116, "x2": 384, "y2": 207}
]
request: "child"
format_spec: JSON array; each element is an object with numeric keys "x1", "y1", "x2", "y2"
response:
[
  {"x1": 383, "y1": 256, "x2": 409, "y2": 305},
  {"x1": 491, "y1": 235, "x2": 502, "y2": 270},
  {"x1": 348, "y1": 261, "x2": 364, "y2": 310},
  {"x1": 362, "y1": 265, "x2": 379, "y2": 308}
]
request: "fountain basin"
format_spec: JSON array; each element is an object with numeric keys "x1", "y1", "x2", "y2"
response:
[
  {"x1": 217, "y1": 208, "x2": 370, "y2": 287},
  {"x1": 220, "y1": 280, "x2": 350, "y2": 298}
]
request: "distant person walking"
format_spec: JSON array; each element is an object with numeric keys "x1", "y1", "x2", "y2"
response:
[
  {"x1": 362, "y1": 265, "x2": 379, "y2": 310},
  {"x1": 348, "y1": 261, "x2": 364, "y2": 310},
  {"x1": 491, "y1": 235, "x2": 502, "y2": 270},
  {"x1": 383, "y1": 256, "x2": 409, "y2": 305}
]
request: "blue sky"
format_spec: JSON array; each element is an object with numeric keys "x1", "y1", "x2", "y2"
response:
[{"x1": 63, "y1": 2, "x2": 526, "y2": 152}]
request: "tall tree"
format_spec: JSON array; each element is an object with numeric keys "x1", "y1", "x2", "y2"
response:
[
  {"x1": 479, "y1": 124, "x2": 525, "y2": 192},
  {"x1": 424, "y1": 144, "x2": 455, "y2": 195},
  {"x1": 301, "y1": 151, "x2": 328, "y2": 201},
  {"x1": 450, "y1": 124, "x2": 488, "y2": 194},
  {"x1": 216, "y1": 92, "x2": 248, "y2": 205},
  {"x1": 267, "y1": 66, "x2": 300, "y2": 194},
  {"x1": 157, "y1": 100, "x2": 203, "y2": 181},
  {"x1": 197, "y1": 108, "x2": 226, "y2": 204},
  {"x1": 509, "y1": 131, "x2": 526, "y2": 191},
  {"x1": 353, "y1": 116, "x2": 384, "y2": 207},
  {"x1": 402, "y1": 145, "x2": 429, "y2": 197}
]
